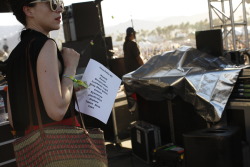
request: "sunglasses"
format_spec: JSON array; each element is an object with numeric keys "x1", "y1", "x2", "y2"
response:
[{"x1": 29, "y1": 0, "x2": 64, "y2": 12}]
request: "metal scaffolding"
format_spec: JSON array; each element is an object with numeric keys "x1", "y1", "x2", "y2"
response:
[{"x1": 207, "y1": 0, "x2": 249, "y2": 51}]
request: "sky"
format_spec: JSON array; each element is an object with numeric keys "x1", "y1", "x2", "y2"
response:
[
  {"x1": 0, "y1": 0, "x2": 249, "y2": 50},
  {"x1": 0, "y1": 0, "x2": 210, "y2": 27}
]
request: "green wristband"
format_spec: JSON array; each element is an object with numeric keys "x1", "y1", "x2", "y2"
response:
[{"x1": 63, "y1": 75, "x2": 88, "y2": 88}]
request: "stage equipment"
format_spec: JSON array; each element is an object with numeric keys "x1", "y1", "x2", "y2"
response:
[
  {"x1": 0, "y1": 117, "x2": 17, "y2": 167},
  {"x1": 226, "y1": 68, "x2": 250, "y2": 142},
  {"x1": 195, "y1": 29, "x2": 223, "y2": 57},
  {"x1": 62, "y1": 1, "x2": 110, "y2": 69},
  {"x1": 0, "y1": 0, "x2": 11, "y2": 13},
  {"x1": 81, "y1": 91, "x2": 137, "y2": 142},
  {"x1": 62, "y1": 36, "x2": 112, "y2": 71},
  {"x1": 0, "y1": 86, "x2": 16, "y2": 167},
  {"x1": 152, "y1": 143, "x2": 184, "y2": 167},
  {"x1": 112, "y1": 91, "x2": 138, "y2": 142},
  {"x1": 136, "y1": 95, "x2": 207, "y2": 146},
  {"x1": 183, "y1": 126, "x2": 243, "y2": 167},
  {"x1": 130, "y1": 121, "x2": 161, "y2": 164},
  {"x1": 62, "y1": 39, "x2": 92, "y2": 71},
  {"x1": 62, "y1": 1, "x2": 105, "y2": 42},
  {"x1": 225, "y1": 51, "x2": 245, "y2": 65},
  {"x1": 104, "y1": 36, "x2": 113, "y2": 58},
  {"x1": 207, "y1": 0, "x2": 249, "y2": 50},
  {"x1": 109, "y1": 58, "x2": 126, "y2": 79},
  {"x1": 123, "y1": 46, "x2": 240, "y2": 124}
]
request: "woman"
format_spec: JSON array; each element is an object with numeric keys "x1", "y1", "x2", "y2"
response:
[
  {"x1": 6, "y1": 0, "x2": 80, "y2": 135},
  {"x1": 6, "y1": 1, "x2": 108, "y2": 166}
]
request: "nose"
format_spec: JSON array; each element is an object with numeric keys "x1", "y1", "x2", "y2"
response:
[
  {"x1": 55, "y1": 2, "x2": 64, "y2": 13},
  {"x1": 56, "y1": 7, "x2": 63, "y2": 13}
]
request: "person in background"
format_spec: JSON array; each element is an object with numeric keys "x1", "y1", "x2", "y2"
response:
[
  {"x1": 123, "y1": 27, "x2": 144, "y2": 114},
  {"x1": 3, "y1": 38, "x2": 9, "y2": 54},
  {"x1": 123, "y1": 27, "x2": 144, "y2": 74}
]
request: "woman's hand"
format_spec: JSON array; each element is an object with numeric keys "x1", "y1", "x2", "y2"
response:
[{"x1": 74, "y1": 85, "x2": 87, "y2": 92}]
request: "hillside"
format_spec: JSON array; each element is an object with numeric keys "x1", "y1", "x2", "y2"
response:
[
  {"x1": 104, "y1": 13, "x2": 208, "y2": 35},
  {"x1": 0, "y1": 13, "x2": 209, "y2": 52}
]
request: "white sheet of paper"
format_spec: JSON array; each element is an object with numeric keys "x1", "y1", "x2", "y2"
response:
[{"x1": 75, "y1": 59, "x2": 121, "y2": 124}]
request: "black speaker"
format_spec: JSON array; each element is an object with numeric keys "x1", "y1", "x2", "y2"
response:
[
  {"x1": 136, "y1": 95, "x2": 207, "y2": 146},
  {"x1": 105, "y1": 36, "x2": 113, "y2": 58},
  {"x1": 136, "y1": 94, "x2": 171, "y2": 144},
  {"x1": 183, "y1": 126, "x2": 243, "y2": 167},
  {"x1": 225, "y1": 51, "x2": 245, "y2": 65},
  {"x1": 225, "y1": 100, "x2": 250, "y2": 143},
  {"x1": 109, "y1": 58, "x2": 126, "y2": 79},
  {"x1": 62, "y1": 36, "x2": 109, "y2": 71},
  {"x1": 62, "y1": 7, "x2": 72, "y2": 42},
  {"x1": 89, "y1": 36, "x2": 108, "y2": 67},
  {"x1": 0, "y1": 0, "x2": 11, "y2": 13},
  {"x1": 195, "y1": 29, "x2": 223, "y2": 57},
  {"x1": 62, "y1": 39, "x2": 92, "y2": 72},
  {"x1": 62, "y1": 1, "x2": 104, "y2": 42}
]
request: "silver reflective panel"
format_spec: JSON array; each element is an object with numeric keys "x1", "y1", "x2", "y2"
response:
[{"x1": 123, "y1": 46, "x2": 248, "y2": 123}]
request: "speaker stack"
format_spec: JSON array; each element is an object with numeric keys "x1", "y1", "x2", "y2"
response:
[
  {"x1": 183, "y1": 126, "x2": 243, "y2": 167},
  {"x1": 0, "y1": 0, "x2": 11, "y2": 12},
  {"x1": 136, "y1": 95, "x2": 208, "y2": 146},
  {"x1": 195, "y1": 29, "x2": 224, "y2": 57},
  {"x1": 62, "y1": 1, "x2": 112, "y2": 71},
  {"x1": 225, "y1": 68, "x2": 250, "y2": 143}
]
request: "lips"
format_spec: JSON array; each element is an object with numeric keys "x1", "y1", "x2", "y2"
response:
[{"x1": 55, "y1": 16, "x2": 61, "y2": 21}]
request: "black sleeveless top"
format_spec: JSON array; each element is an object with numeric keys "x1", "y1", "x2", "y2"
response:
[
  {"x1": 123, "y1": 40, "x2": 141, "y2": 73},
  {"x1": 6, "y1": 29, "x2": 74, "y2": 131}
]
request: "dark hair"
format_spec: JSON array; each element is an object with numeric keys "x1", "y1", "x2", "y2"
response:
[
  {"x1": 125, "y1": 35, "x2": 130, "y2": 42},
  {"x1": 8, "y1": 0, "x2": 36, "y2": 26}
]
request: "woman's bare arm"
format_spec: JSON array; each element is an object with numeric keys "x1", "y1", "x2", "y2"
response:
[{"x1": 37, "y1": 40, "x2": 79, "y2": 121}]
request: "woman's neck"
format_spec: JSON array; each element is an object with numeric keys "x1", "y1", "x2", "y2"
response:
[{"x1": 26, "y1": 24, "x2": 49, "y2": 36}]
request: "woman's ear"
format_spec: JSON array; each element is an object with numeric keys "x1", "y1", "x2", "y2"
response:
[{"x1": 23, "y1": 6, "x2": 33, "y2": 17}]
